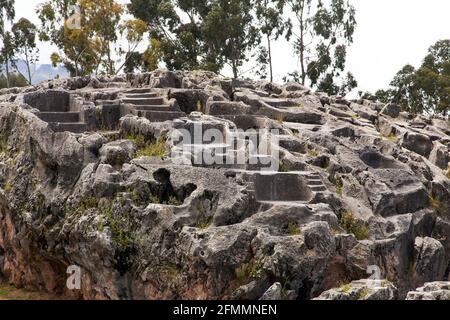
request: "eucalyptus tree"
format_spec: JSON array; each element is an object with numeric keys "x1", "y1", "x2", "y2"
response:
[{"x1": 281, "y1": 0, "x2": 357, "y2": 93}]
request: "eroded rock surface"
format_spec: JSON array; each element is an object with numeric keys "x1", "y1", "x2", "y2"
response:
[{"x1": 0, "y1": 69, "x2": 449, "y2": 300}]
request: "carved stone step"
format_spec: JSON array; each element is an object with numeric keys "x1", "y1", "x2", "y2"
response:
[
  {"x1": 39, "y1": 112, "x2": 80, "y2": 123},
  {"x1": 122, "y1": 97, "x2": 165, "y2": 105},
  {"x1": 48, "y1": 122, "x2": 87, "y2": 134}
]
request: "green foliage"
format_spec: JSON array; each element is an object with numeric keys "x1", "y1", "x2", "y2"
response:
[
  {"x1": 364, "y1": 40, "x2": 450, "y2": 116},
  {"x1": 339, "y1": 282, "x2": 351, "y2": 294},
  {"x1": 154, "y1": 262, "x2": 181, "y2": 282},
  {"x1": 279, "y1": 162, "x2": 288, "y2": 173},
  {"x1": 235, "y1": 259, "x2": 264, "y2": 286},
  {"x1": 276, "y1": 114, "x2": 284, "y2": 123},
  {"x1": 148, "y1": 194, "x2": 160, "y2": 204},
  {"x1": 254, "y1": 0, "x2": 288, "y2": 81},
  {"x1": 0, "y1": 136, "x2": 8, "y2": 155},
  {"x1": 308, "y1": 148, "x2": 318, "y2": 157},
  {"x1": 381, "y1": 133, "x2": 398, "y2": 142},
  {"x1": 3, "y1": 181, "x2": 12, "y2": 193},
  {"x1": 335, "y1": 180, "x2": 343, "y2": 197},
  {"x1": 11, "y1": 18, "x2": 39, "y2": 84},
  {"x1": 196, "y1": 215, "x2": 213, "y2": 230},
  {"x1": 75, "y1": 196, "x2": 98, "y2": 212},
  {"x1": 282, "y1": 0, "x2": 357, "y2": 94},
  {"x1": 357, "y1": 288, "x2": 369, "y2": 300},
  {"x1": 340, "y1": 211, "x2": 368, "y2": 240},
  {"x1": 429, "y1": 195, "x2": 448, "y2": 216},
  {"x1": 136, "y1": 138, "x2": 166, "y2": 159},
  {"x1": 37, "y1": 0, "x2": 124, "y2": 76},
  {"x1": 99, "y1": 200, "x2": 135, "y2": 248},
  {"x1": 0, "y1": 0, "x2": 15, "y2": 35},
  {"x1": 129, "y1": 0, "x2": 260, "y2": 78},
  {"x1": 167, "y1": 196, "x2": 182, "y2": 206},
  {"x1": 287, "y1": 221, "x2": 301, "y2": 236},
  {"x1": 0, "y1": 73, "x2": 28, "y2": 89},
  {"x1": 124, "y1": 132, "x2": 167, "y2": 159}
]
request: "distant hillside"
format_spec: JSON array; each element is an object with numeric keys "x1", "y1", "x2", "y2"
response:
[{"x1": 1, "y1": 60, "x2": 69, "y2": 85}]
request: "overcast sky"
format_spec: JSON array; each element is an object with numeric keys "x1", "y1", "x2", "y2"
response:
[{"x1": 11, "y1": 0, "x2": 450, "y2": 95}]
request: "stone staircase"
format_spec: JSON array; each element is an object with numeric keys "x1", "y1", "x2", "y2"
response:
[
  {"x1": 241, "y1": 171, "x2": 328, "y2": 204},
  {"x1": 304, "y1": 172, "x2": 327, "y2": 193},
  {"x1": 39, "y1": 111, "x2": 87, "y2": 134},
  {"x1": 121, "y1": 89, "x2": 185, "y2": 122}
]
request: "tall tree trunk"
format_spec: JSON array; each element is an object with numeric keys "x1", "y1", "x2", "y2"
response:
[
  {"x1": 232, "y1": 59, "x2": 238, "y2": 79},
  {"x1": 25, "y1": 50, "x2": 32, "y2": 85},
  {"x1": 299, "y1": 2, "x2": 306, "y2": 85},
  {"x1": 267, "y1": 34, "x2": 273, "y2": 83},
  {"x1": 5, "y1": 56, "x2": 10, "y2": 88}
]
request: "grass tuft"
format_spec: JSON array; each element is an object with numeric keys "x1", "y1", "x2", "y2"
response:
[
  {"x1": 287, "y1": 221, "x2": 301, "y2": 236},
  {"x1": 340, "y1": 211, "x2": 368, "y2": 240}
]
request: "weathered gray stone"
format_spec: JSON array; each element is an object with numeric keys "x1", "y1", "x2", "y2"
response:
[
  {"x1": 314, "y1": 279, "x2": 397, "y2": 300},
  {"x1": 0, "y1": 70, "x2": 449, "y2": 301},
  {"x1": 406, "y1": 282, "x2": 450, "y2": 300},
  {"x1": 401, "y1": 132, "x2": 433, "y2": 157}
]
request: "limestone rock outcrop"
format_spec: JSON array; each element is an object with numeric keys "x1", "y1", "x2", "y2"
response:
[{"x1": 0, "y1": 69, "x2": 449, "y2": 300}]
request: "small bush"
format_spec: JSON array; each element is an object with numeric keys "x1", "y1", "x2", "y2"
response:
[
  {"x1": 167, "y1": 196, "x2": 182, "y2": 206},
  {"x1": 279, "y1": 162, "x2": 288, "y2": 173},
  {"x1": 148, "y1": 194, "x2": 160, "y2": 204},
  {"x1": 335, "y1": 180, "x2": 344, "y2": 197},
  {"x1": 0, "y1": 137, "x2": 7, "y2": 155},
  {"x1": 136, "y1": 138, "x2": 166, "y2": 159},
  {"x1": 357, "y1": 288, "x2": 369, "y2": 300},
  {"x1": 276, "y1": 114, "x2": 284, "y2": 123},
  {"x1": 3, "y1": 181, "x2": 12, "y2": 193},
  {"x1": 308, "y1": 148, "x2": 318, "y2": 157},
  {"x1": 235, "y1": 260, "x2": 264, "y2": 286},
  {"x1": 197, "y1": 216, "x2": 213, "y2": 230},
  {"x1": 196, "y1": 100, "x2": 202, "y2": 112},
  {"x1": 339, "y1": 282, "x2": 351, "y2": 293},
  {"x1": 340, "y1": 211, "x2": 368, "y2": 240},
  {"x1": 381, "y1": 133, "x2": 397, "y2": 142},
  {"x1": 429, "y1": 195, "x2": 448, "y2": 215},
  {"x1": 287, "y1": 221, "x2": 301, "y2": 236}
]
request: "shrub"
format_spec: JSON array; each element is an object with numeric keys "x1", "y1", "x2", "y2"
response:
[
  {"x1": 308, "y1": 148, "x2": 318, "y2": 157},
  {"x1": 276, "y1": 114, "x2": 284, "y2": 123},
  {"x1": 429, "y1": 195, "x2": 448, "y2": 215},
  {"x1": 3, "y1": 181, "x2": 12, "y2": 193},
  {"x1": 287, "y1": 221, "x2": 301, "y2": 236},
  {"x1": 340, "y1": 211, "x2": 368, "y2": 240},
  {"x1": 136, "y1": 138, "x2": 166, "y2": 159},
  {"x1": 197, "y1": 216, "x2": 213, "y2": 230},
  {"x1": 0, "y1": 136, "x2": 8, "y2": 155},
  {"x1": 235, "y1": 260, "x2": 264, "y2": 286},
  {"x1": 335, "y1": 180, "x2": 344, "y2": 197},
  {"x1": 279, "y1": 162, "x2": 288, "y2": 173}
]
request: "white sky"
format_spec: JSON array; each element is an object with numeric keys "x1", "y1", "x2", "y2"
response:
[{"x1": 10, "y1": 0, "x2": 450, "y2": 95}]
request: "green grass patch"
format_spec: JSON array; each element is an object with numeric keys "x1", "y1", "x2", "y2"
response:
[
  {"x1": 124, "y1": 132, "x2": 167, "y2": 159},
  {"x1": 235, "y1": 260, "x2": 264, "y2": 287},
  {"x1": 287, "y1": 221, "x2": 301, "y2": 236},
  {"x1": 340, "y1": 211, "x2": 368, "y2": 240},
  {"x1": 0, "y1": 136, "x2": 8, "y2": 155},
  {"x1": 429, "y1": 195, "x2": 448, "y2": 215},
  {"x1": 197, "y1": 216, "x2": 213, "y2": 230},
  {"x1": 279, "y1": 162, "x2": 288, "y2": 173},
  {"x1": 381, "y1": 133, "x2": 398, "y2": 142},
  {"x1": 308, "y1": 148, "x2": 318, "y2": 157},
  {"x1": 3, "y1": 181, "x2": 12, "y2": 193}
]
